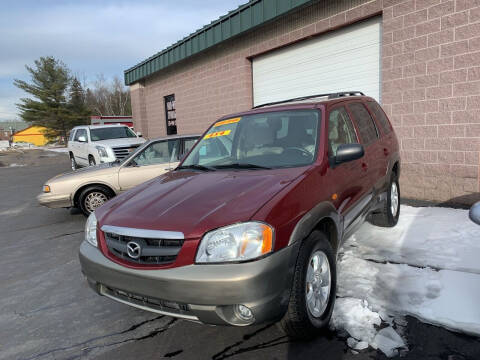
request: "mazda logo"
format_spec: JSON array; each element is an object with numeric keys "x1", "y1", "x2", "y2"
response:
[{"x1": 126, "y1": 241, "x2": 141, "y2": 259}]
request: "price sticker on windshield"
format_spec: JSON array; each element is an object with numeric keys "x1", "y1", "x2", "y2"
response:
[
  {"x1": 214, "y1": 117, "x2": 241, "y2": 127},
  {"x1": 204, "y1": 130, "x2": 231, "y2": 139}
]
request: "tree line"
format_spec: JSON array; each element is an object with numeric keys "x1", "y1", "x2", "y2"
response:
[{"x1": 14, "y1": 56, "x2": 132, "y2": 142}]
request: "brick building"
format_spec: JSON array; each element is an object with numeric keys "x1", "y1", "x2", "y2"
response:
[{"x1": 125, "y1": 0, "x2": 480, "y2": 204}]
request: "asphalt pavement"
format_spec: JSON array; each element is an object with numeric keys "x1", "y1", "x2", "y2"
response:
[{"x1": 1, "y1": 149, "x2": 479, "y2": 360}]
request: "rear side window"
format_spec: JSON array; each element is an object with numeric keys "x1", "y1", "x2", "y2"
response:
[
  {"x1": 366, "y1": 101, "x2": 392, "y2": 134},
  {"x1": 328, "y1": 107, "x2": 358, "y2": 156},
  {"x1": 348, "y1": 102, "x2": 378, "y2": 146}
]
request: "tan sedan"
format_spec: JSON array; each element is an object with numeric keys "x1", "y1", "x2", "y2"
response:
[{"x1": 38, "y1": 134, "x2": 199, "y2": 215}]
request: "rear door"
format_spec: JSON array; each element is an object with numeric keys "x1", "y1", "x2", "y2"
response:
[
  {"x1": 366, "y1": 100, "x2": 394, "y2": 187},
  {"x1": 326, "y1": 105, "x2": 368, "y2": 229},
  {"x1": 346, "y1": 101, "x2": 381, "y2": 194},
  {"x1": 118, "y1": 138, "x2": 180, "y2": 190}
]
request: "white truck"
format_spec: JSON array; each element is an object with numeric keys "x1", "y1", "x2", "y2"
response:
[{"x1": 68, "y1": 125, "x2": 146, "y2": 170}]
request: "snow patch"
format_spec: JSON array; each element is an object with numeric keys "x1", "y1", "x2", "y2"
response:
[
  {"x1": 331, "y1": 205, "x2": 480, "y2": 356},
  {"x1": 45, "y1": 147, "x2": 69, "y2": 153}
]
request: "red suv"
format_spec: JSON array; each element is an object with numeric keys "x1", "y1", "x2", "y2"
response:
[{"x1": 80, "y1": 92, "x2": 400, "y2": 338}]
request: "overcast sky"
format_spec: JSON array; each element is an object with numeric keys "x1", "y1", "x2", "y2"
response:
[{"x1": 0, "y1": 0, "x2": 247, "y2": 122}]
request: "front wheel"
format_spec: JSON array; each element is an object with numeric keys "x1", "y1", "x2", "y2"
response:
[
  {"x1": 70, "y1": 154, "x2": 78, "y2": 171},
  {"x1": 279, "y1": 230, "x2": 336, "y2": 339},
  {"x1": 78, "y1": 186, "x2": 113, "y2": 216}
]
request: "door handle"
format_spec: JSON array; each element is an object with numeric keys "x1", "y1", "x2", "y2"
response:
[
  {"x1": 383, "y1": 148, "x2": 389, "y2": 156},
  {"x1": 361, "y1": 162, "x2": 368, "y2": 171}
]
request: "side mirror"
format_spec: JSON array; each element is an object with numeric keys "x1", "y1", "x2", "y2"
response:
[
  {"x1": 335, "y1": 143, "x2": 364, "y2": 165},
  {"x1": 136, "y1": 132, "x2": 143, "y2": 137},
  {"x1": 470, "y1": 202, "x2": 480, "y2": 225},
  {"x1": 78, "y1": 135, "x2": 87, "y2": 143}
]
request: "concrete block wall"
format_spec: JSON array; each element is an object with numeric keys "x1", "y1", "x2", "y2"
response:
[{"x1": 130, "y1": 0, "x2": 480, "y2": 204}]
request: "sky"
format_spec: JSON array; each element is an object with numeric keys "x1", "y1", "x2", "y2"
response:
[{"x1": 0, "y1": 0, "x2": 247, "y2": 122}]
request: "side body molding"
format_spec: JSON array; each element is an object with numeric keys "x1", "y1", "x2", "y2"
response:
[{"x1": 287, "y1": 201, "x2": 343, "y2": 250}]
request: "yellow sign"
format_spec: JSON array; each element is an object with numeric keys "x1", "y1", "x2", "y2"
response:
[
  {"x1": 214, "y1": 117, "x2": 241, "y2": 127},
  {"x1": 204, "y1": 130, "x2": 231, "y2": 139}
]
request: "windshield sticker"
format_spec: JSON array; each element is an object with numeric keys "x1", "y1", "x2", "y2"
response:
[
  {"x1": 204, "y1": 130, "x2": 231, "y2": 139},
  {"x1": 214, "y1": 117, "x2": 241, "y2": 127}
]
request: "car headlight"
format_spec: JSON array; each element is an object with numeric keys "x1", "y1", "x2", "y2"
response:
[
  {"x1": 85, "y1": 212, "x2": 98, "y2": 247},
  {"x1": 196, "y1": 222, "x2": 274, "y2": 263},
  {"x1": 96, "y1": 146, "x2": 108, "y2": 158}
]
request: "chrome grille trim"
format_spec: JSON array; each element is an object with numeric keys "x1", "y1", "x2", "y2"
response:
[
  {"x1": 112, "y1": 145, "x2": 140, "y2": 160},
  {"x1": 101, "y1": 225, "x2": 184, "y2": 239}
]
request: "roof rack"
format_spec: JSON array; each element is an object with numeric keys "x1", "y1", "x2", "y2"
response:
[{"x1": 253, "y1": 91, "x2": 365, "y2": 109}]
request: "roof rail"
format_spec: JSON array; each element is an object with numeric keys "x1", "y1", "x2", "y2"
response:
[{"x1": 253, "y1": 91, "x2": 365, "y2": 109}]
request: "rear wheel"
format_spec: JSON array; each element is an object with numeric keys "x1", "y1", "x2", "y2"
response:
[
  {"x1": 279, "y1": 230, "x2": 336, "y2": 339},
  {"x1": 78, "y1": 186, "x2": 113, "y2": 216},
  {"x1": 70, "y1": 153, "x2": 78, "y2": 171},
  {"x1": 88, "y1": 155, "x2": 96, "y2": 166},
  {"x1": 370, "y1": 171, "x2": 400, "y2": 227}
]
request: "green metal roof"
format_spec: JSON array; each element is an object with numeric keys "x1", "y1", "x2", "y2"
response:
[{"x1": 124, "y1": 0, "x2": 314, "y2": 85}]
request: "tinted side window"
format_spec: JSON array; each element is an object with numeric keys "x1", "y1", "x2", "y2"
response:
[
  {"x1": 348, "y1": 103, "x2": 378, "y2": 146},
  {"x1": 183, "y1": 138, "x2": 198, "y2": 155},
  {"x1": 366, "y1": 101, "x2": 392, "y2": 134},
  {"x1": 74, "y1": 129, "x2": 87, "y2": 141},
  {"x1": 328, "y1": 107, "x2": 358, "y2": 156}
]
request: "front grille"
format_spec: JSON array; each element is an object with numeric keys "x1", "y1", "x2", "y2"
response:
[
  {"x1": 105, "y1": 232, "x2": 183, "y2": 265},
  {"x1": 112, "y1": 145, "x2": 140, "y2": 160},
  {"x1": 101, "y1": 285, "x2": 195, "y2": 319}
]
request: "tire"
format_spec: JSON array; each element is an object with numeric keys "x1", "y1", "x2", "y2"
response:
[
  {"x1": 370, "y1": 171, "x2": 400, "y2": 227},
  {"x1": 279, "y1": 230, "x2": 336, "y2": 339},
  {"x1": 88, "y1": 155, "x2": 96, "y2": 166},
  {"x1": 77, "y1": 186, "x2": 113, "y2": 216},
  {"x1": 70, "y1": 153, "x2": 78, "y2": 171}
]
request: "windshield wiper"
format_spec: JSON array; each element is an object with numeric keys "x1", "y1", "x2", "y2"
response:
[
  {"x1": 213, "y1": 163, "x2": 271, "y2": 170},
  {"x1": 176, "y1": 164, "x2": 215, "y2": 171}
]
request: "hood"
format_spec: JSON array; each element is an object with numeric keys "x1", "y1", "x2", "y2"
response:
[
  {"x1": 96, "y1": 168, "x2": 306, "y2": 239},
  {"x1": 49, "y1": 163, "x2": 118, "y2": 182},
  {"x1": 93, "y1": 137, "x2": 146, "y2": 147}
]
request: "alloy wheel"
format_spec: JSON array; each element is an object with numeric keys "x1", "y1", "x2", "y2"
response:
[
  {"x1": 305, "y1": 250, "x2": 331, "y2": 318},
  {"x1": 84, "y1": 192, "x2": 107, "y2": 213},
  {"x1": 391, "y1": 182, "x2": 399, "y2": 217}
]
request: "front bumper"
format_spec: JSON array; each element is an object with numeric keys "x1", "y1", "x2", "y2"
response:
[
  {"x1": 79, "y1": 241, "x2": 300, "y2": 326},
  {"x1": 37, "y1": 192, "x2": 72, "y2": 208}
]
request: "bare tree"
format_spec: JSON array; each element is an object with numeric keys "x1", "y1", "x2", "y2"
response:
[{"x1": 85, "y1": 75, "x2": 132, "y2": 116}]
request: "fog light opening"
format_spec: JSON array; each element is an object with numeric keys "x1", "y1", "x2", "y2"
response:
[{"x1": 234, "y1": 304, "x2": 253, "y2": 321}]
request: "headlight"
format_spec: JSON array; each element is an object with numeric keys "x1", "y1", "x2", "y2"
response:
[
  {"x1": 96, "y1": 146, "x2": 108, "y2": 158},
  {"x1": 196, "y1": 222, "x2": 274, "y2": 263},
  {"x1": 85, "y1": 212, "x2": 98, "y2": 247},
  {"x1": 43, "y1": 185, "x2": 51, "y2": 193}
]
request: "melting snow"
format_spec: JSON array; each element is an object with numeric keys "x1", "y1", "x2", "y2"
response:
[{"x1": 332, "y1": 205, "x2": 480, "y2": 356}]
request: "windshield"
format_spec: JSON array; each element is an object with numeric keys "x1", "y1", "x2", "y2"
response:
[
  {"x1": 181, "y1": 110, "x2": 320, "y2": 169},
  {"x1": 90, "y1": 126, "x2": 137, "y2": 141}
]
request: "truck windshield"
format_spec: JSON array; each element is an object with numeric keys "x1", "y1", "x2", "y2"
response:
[
  {"x1": 180, "y1": 109, "x2": 320, "y2": 170},
  {"x1": 90, "y1": 127, "x2": 137, "y2": 141}
]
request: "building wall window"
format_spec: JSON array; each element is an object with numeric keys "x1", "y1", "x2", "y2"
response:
[{"x1": 164, "y1": 94, "x2": 177, "y2": 135}]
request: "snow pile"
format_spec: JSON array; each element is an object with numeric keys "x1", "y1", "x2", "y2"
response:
[
  {"x1": 45, "y1": 146, "x2": 69, "y2": 153},
  {"x1": 0, "y1": 140, "x2": 9, "y2": 151},
  {"x1": 332, "y1": 205, "x2": 480, "y2": 356}
]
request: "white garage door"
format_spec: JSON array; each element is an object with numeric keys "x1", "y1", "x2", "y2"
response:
[{"x1": 252, "y1": 17, "x2": 381, "y2": 106}]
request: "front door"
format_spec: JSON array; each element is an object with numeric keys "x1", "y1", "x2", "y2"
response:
[
  {"x1": 326, "y1": 105, "x2": 368, "y2": 229},
  {"x1": 118, "y1": 138, "x2": 180, "y2": 191}
]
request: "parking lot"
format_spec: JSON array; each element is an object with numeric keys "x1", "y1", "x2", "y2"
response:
[{"x1": 1, "y1": 149, "x2": 480, "y2": 360}]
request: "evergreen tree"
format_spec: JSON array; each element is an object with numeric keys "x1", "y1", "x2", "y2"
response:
[
  {"x1": 14, "y1": 57, "x2": 72, "y2": 142},
  {"x1": 67, "y1": 77, "x2": 90, "y2": 127}
]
